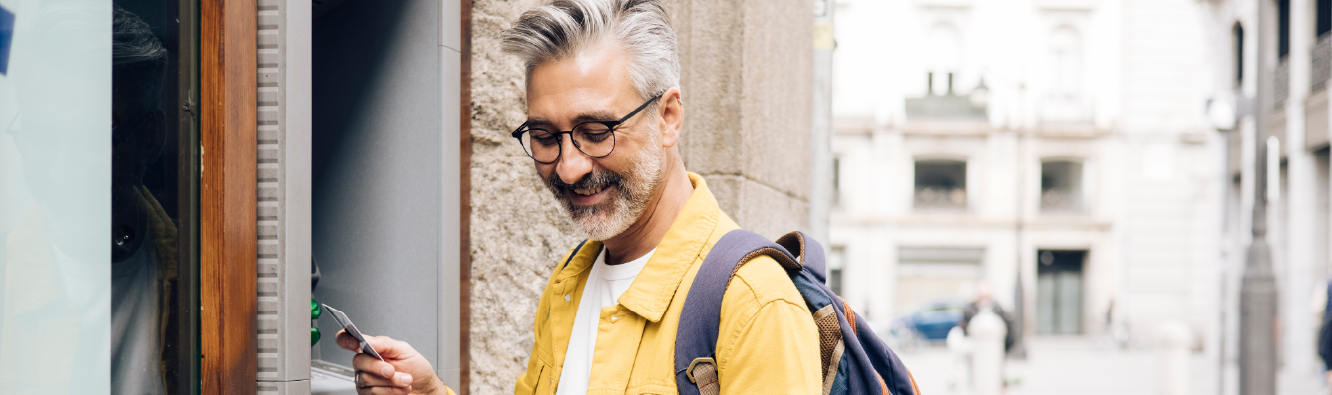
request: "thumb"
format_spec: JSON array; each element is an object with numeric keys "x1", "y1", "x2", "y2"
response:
[{"x1": 334, "y1": 329, "x2": 361, "y2": 352}]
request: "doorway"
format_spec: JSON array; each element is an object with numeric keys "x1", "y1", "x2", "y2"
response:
[{"x1": 1037, "y1": 249, "x2": 1085, "y2": 335}]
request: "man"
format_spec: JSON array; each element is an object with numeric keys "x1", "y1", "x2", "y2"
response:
[
  {"x1": 335, "y1": 0, "x2": 821, "y2": 393},
  {"x1": 1317, "y1": 279, "x2": 1332, "y2": 389},
  {"x1": 958, "y1": 282, "x2": 1014, "y2": 352}
]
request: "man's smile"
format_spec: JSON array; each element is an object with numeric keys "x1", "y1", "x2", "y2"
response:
[{"x1": 569, "y1": 183, "x2": 614, "y2": 206}]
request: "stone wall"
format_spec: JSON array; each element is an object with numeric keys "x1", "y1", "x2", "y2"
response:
[{"x1": 468, "y1": 0, "x2": 812, "y2": 393}]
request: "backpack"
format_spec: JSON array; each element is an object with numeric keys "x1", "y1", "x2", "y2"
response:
[{"x1": 673, "y1": 230, "x2": 921, "y2": 395}]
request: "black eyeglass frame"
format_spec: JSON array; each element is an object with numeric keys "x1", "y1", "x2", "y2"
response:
[{"x1": 511, "y1": 93, "x2": 664, "y2": 164}]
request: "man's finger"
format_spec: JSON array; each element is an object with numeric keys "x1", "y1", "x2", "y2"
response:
[
  {"x1": 354, "y1": 371, "x2": 413, "y2": 388},
  {"x1": 356, "y1": 385, "x2": 413, "y2": 395},
  {"x1": 363, "y1": 335, "x2": 415, "y2": 359},
  {"x1": 353, "y1": 353, "x2": 395, "y2": 379}
]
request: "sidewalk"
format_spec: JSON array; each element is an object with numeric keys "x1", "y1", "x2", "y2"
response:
[{"x1": 896, "y1": 336, "x2": 1324, "y2": 395}]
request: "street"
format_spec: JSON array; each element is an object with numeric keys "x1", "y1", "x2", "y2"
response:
[{"x1": 896, "y1": 337, "x2": 1325, "y2": 395}]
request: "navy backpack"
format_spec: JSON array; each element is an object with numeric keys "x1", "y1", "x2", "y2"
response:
[{"x1": 673, "y1": 230, "x2": 920, "y2": 395}]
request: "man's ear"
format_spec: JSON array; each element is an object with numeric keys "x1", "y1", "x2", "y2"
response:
[{"x1": 658, "y1": 88, "x2": 683, "y2": 148}]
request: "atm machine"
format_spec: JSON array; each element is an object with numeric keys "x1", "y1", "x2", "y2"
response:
[{"x1": 304, "y1": 0, "x2": 463, "y2": 392}]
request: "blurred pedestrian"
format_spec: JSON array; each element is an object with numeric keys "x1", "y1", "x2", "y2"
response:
[
  {"x1": 960, "y1": 282, "x2": 1016, "y2": 352},
  {"x1": 946, "y1": 325, "x2": 972, "y2": 391},
  {"x1": 1317, "y1": 279, "x2": 1332, "y2": 388}
]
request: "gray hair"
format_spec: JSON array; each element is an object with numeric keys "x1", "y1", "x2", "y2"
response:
[
  {"x1": 112, "y1": 5, "x2": 168, "y2": 115},
  {"x1": 502, "y1": 0, "x2": 680, "y2": 102}
]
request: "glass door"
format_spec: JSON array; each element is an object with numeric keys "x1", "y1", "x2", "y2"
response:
[{"x1": 0, "y1": 0, "x2": 199, "y2": 392}]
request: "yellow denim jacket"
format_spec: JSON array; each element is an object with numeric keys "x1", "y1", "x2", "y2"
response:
[{"x1": 514, "y1": 173, "x2": 821, "y2": 394}]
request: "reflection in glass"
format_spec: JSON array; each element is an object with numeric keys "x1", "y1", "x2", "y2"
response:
[{"x1": 1, "y1": 1, "x2": 191, "y2": 393}]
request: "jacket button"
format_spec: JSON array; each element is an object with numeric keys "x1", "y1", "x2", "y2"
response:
[{"x1": 564, "y1": 294, "x2": 571, "y2": 302}]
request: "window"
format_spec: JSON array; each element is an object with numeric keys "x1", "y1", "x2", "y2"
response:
[
  {"x1": 1279, "y1": 0, "x2": 1291, "y2": 59},
  {"x1": 1050, "y1": 26, "x2": 1084, "y2": 100},
  {"x1": 927, "y1": 23, "x2": 961, "y2": 96},
  {"x1": 1041, "y1": 160, "x2": 1084, "y2": 213},
  {"x1": 828, "y1": 246, "x2": 846, "y2": 295},
  {"x1": 914, "y1": 159, "x2": 967, "y2": 211},
  {"x1": 1319, "y1": 0, "x2": 1331, "y2": 37},
  {"x1": 832, "y1": 156, "x2": 842, "y2": 206},
  {"x1": 1234, "y1": 22, "x2": 1245, "y2": 85}
]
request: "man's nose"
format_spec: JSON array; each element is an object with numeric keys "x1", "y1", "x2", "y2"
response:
[{"x1": 556, "y1": 134, "x2": 592, "y2": 185}]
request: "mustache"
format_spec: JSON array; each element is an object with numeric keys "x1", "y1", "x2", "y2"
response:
[{"x1": 544, "y1": 170, "x2": 625, "y2": 200}]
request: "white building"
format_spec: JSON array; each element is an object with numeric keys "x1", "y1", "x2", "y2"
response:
[
  {"x1": 828, "y1": 0, "x2": 1224, "y2": 353},
  {"x1": 1201, "y1": 0, "x2": 1332, "y2": 389}
]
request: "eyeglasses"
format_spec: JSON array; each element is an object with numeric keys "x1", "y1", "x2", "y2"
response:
[{"x1": 511, "y1": 93, "x2": 663, "y2": 164}]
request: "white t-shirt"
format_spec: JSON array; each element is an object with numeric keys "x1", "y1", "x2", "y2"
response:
[
  {"x1": 555, "y1": 248, "x2": 655, "y2": 395},
  {"x1": 109, "y1": 229, "x2": 167, "y2": 395}
]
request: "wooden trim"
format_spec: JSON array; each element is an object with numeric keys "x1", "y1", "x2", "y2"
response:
[
  {"x1": 174, "y1": 0, "x2": 202, "y2": 392},
  {"x1": 201, "y1": 0, "x2": 258, "y2": 393},
  {"x1": 458, "y1": 0, "x2": 473, "y2": 393}
]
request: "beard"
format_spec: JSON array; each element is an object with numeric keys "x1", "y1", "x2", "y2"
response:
[{"x1": 543, "y1": 138, "x2": 665, "y2": 241}]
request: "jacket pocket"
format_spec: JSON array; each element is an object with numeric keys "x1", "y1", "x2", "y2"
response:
[{"x1": 531, "y1": 364, "x2": 551, "y2": 395}]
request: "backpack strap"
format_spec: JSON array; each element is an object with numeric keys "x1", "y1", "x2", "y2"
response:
[
  {"x1": 561, "y1": 239, "x2": 589, "y2": 270},
  {"x1": 774, "y1": 231, "x2": 825, "y2": 283},
  {"x1": 674, "y1": 229, "x2": 801, "y2": 395}
]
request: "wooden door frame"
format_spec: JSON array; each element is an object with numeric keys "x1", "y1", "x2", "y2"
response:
[
  {"x1": 200, "y1": 0, "x2": 258, "y2": 393},
  {"x1": 459, "y1": 0, "x2": 473, "y2": 393}
]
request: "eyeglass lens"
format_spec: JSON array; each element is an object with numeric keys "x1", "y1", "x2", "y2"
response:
[{"x1": 521, "y1": 122, "x2": 616, "y2": 163}]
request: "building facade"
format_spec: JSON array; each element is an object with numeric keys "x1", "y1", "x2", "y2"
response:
[
  {"x1": 1202, "y1": 0, "x2": 1332, "y2": 388},
  {"x1": 828, "y1": 0, "x2": 1224, "y2": 355}
]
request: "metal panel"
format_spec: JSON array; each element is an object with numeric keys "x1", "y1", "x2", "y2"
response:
[
  {"x1": 311, "y1": 0, "x2": 445, "y2": 374},
  {"x1": 257, "y1": 0, "x2": 313, "y2": 387},
  {"x1": 259, "y1": 379, "x2": 314, "y2": 395}
]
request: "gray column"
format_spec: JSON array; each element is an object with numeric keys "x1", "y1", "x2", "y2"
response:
[
  {"x1": 256, "y1": 0, "x2": 314, "y2": 393},
  {"x1": 1241, "y1": 0, "x2": 1278, "y2": 393}
]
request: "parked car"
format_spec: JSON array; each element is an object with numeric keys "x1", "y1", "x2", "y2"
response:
[{"x1": 894, "y1": 300, "x2": 969, "y2": 343}]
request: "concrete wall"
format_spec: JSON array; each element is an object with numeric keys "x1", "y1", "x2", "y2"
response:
[{"x1": 467, "y1": 0, "x2": 812, "y2": 393}]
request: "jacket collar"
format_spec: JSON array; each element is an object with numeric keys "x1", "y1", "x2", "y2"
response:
[
  {"x1": 555, "y1": 173, "x2": 725, "y2": 322},
  {"x1": 616, "y1": 173, "x2": 721, "y2": 322}
]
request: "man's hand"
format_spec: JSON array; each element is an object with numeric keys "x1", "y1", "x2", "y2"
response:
[{"x1": 336, "y1": 330, "x2": 446, "y2": 395}]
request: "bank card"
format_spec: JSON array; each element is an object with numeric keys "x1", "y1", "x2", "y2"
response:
[{"x1": 322, "y1": 304, "x2": 385, "y2": 361}]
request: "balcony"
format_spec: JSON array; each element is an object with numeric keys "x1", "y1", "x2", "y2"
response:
[
  {"x1": 904, "y1": 93, "x2": 987, "y2": 120},
  {"x1": 1310, "y1": 33, "x2": 1332, "y2": 151},
  {"x1": 1313, "y1": 32, "x2": 1330, "y2": 93},
  {"x1": 914, "y1": 186, "x2": 968, "y2": 211}
]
